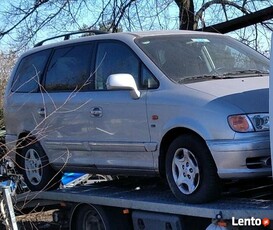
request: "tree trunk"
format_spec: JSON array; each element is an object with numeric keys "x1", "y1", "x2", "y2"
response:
[
  {"x1": 199, "y1": 6, "x2": 273, "y2": 34},
  {"x1": 175, "y1": 0, "x2": 194, "y2": 30}
]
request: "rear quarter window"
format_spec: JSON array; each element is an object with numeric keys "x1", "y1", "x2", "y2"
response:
[{"x1": 11, "y1": 49, "x2": 51, "y2": 93}]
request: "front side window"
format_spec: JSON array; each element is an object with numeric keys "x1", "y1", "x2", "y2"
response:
[
  {"x1": 45, "y1": 44, "x2": 93, "y2": 91},
  {"x1": 12, "y1": 50, "x2": 50, "y2": 92},
  {"x1": 95, "y1": 42, "x2": 140, "y2": 90}
]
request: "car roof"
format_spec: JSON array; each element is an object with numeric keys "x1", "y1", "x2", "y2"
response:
[{"x1": 23, "y1": 30, "x2": 227, "y2": 56}]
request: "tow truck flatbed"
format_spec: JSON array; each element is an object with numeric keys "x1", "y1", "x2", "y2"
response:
[{"x1": 15, "y1": 178, "x2": 273, "y2": 223}]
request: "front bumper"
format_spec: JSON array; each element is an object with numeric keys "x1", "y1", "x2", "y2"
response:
[{"x1": 207, "y1": 133, "x2": 271, "y2": 179}]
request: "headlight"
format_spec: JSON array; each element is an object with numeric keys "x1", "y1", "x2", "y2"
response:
[
  {"x1": 248, "y1": 113, "x2": 269, "y2": 131},
  {"x1": 228, "y1": 113, "x2": 269, "y2": 132}
]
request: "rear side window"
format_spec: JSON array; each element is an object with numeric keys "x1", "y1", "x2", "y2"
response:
[
  {"x1": 12, "y1": 50, "x2": 50, "y2": 93},
  {"x1": 45, "y1": 44, "x2": 93, "y2": 91}
]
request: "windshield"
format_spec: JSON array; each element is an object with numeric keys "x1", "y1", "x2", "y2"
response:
[{"x1": 135, "y1": 34, "x2": 269, "y2": 83}]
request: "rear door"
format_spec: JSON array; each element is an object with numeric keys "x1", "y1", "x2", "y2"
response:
[{"x1": 41, "y1": 43, "x2": 95, "y2": 168}]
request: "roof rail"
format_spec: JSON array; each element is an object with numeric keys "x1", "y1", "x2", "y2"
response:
[{"x1": 34, "y1": 30, "x2": 108, "y2": 47}]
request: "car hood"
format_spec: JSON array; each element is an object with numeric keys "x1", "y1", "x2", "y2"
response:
[{"x1": 185, "y1": 76, "x2": 269, "y2": 113}]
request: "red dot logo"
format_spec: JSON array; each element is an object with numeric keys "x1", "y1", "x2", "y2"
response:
[{"x1": 262, "y1": 218, "x2": 270, "y2": 227}]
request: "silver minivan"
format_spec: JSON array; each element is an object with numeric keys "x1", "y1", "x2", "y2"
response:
[{"x1": 4, "y1": 30, "x2": 270, "y2": 203}]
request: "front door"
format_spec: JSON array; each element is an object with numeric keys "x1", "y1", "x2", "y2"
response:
[{"x1": 89, "y1": 41, "x2": 154, "y2": 172}]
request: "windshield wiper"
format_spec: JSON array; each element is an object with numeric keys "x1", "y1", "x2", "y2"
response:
[
  {"x1": 178, "y1": 75, "x2": 230, "y2": 83},
  {"x1": 222, "y1": 69, "x2": 269, "y2": 76},
  {"x1": 178, "y1": 69, "x2": 268, "y2": 83}
]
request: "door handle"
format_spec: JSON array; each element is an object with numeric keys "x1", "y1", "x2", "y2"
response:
[
  {"x1": 90, "y1": 107, "x2": 103, "y2": 117},
  {"x1": 38, "y1": 108, "x2": 46, "y2": 117}
]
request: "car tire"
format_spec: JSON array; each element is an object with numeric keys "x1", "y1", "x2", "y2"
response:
[
  {"x1": 73, "y1": 204, "x2": 110, "y2": 230},
  {"x1": 165, "y1": 134, "x2": 221, "y2": 204},
  {"x1": 19, "y1": 140, "x2": 62, "y2": 191}
]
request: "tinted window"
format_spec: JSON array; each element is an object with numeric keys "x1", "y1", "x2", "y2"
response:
[
  {"x1": 45, "y1": 44, "x2": 93, "y2": 91},
  {"x1": 12, "y1": 50, "x2": 50, "y2": 92},
  {"x1": 95, "y1": 42, "x2": 139, "y2": 90}
]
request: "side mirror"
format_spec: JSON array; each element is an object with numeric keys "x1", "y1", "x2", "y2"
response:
[{"x1": 106, "y1": 74, "x2": 140, "y2": 99}]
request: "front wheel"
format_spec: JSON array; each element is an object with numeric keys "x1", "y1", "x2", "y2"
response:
[
  {"x1": 19, "y1": 140, "x2": 62, "y2": 191},
  {"x1": 165, "y1": 134, "x2": 221, "y2": 203}
]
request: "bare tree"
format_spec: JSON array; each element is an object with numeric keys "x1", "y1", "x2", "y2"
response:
[
  {"x1": 0, "y1": 51, "x2": 17, "y2": 127},
  {"x1": 175, "y1": 0, "x2": 194, "y2": 30},
  {"x1": 0, "y1": 0, "x2": 144, "y2": 49},
  {"x1": 193, "y1": 1, "x2": 273, "y2": 52},
  {"x1": 0, "y1": 0, "x2": 272, "y2": 52}
]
